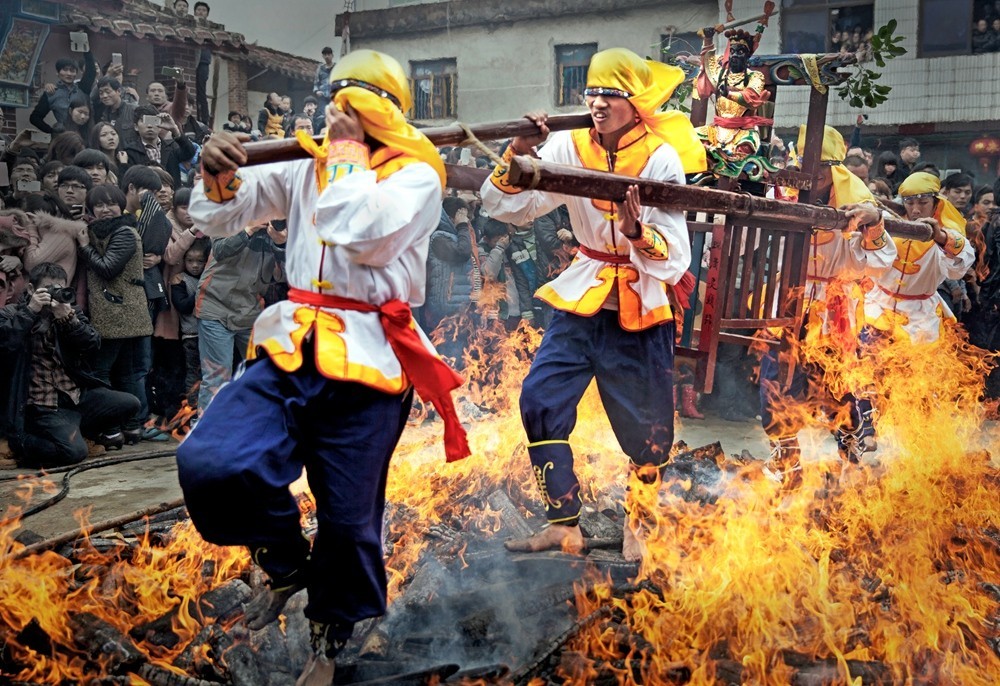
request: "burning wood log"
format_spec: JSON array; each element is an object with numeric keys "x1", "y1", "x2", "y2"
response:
[
  {"x1": 241, "y1": 113, "x2": 593, "y2": 166},
  {"x1": 69, "y1": 612, "x2": 145, "y2": 672},
  {"x1": 348, "y1": 663, "x2": 461, "y2": 685},
  {"x1": 11, "y1": 498, "x2": 186, "y2": 561},
  {"x1": 509, "y1": 605, "x2": 613, "y2": 686},
  {"x1": 505, "y1": 155, "x2": 935, "y2": 241},
  {"x1": 131, "y1": 578, "x2": 252, "y2": 648}
]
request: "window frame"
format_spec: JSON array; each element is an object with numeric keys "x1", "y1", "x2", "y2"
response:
[
  {"x1": 554, "y1": 42, "x2": 597, "y2": 107},
  {"x1": 779, "y1": 0, "x2": 875, "y2": 54},
  {"x1": 409, "y1": 58, "x2": 458, "y2": 121},
  {"x1": 917, "y1": 0, "x2": 978, "y2": 58}
]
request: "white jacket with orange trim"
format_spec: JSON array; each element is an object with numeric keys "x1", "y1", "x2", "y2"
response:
[
  {"x1": 188, "y1": 157, "x2": 443, "y2": 393},
  {"x1": 479, "y1": 130, "x2": 690, "y2": 332}
]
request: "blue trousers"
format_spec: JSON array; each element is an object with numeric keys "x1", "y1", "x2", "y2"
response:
[
  {"x1": 519, "y1": 310, "x2": 675, "y2": 525},
  {"x1": 176, "y1": 347, "x2": 412, "y2": 632}
]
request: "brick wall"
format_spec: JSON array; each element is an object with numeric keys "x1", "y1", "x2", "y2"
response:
[
  {"x1": 227, "y1": 59, "x2": 248, "y2": 116},
  {"x1": 153, "y1": 43, "x2": 199, "y2": 101}
]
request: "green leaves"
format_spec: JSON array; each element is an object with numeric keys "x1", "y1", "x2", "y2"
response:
[{"x1": 836, "y1": 20, "x2": 907, "y2": 110}]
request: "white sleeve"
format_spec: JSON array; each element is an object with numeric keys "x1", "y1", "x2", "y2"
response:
[
  {"x1": 188, "y1": 160, "x2": 305, "y2": 237},
  {"x1": 315, "y1": 162, "x2": 442, "y2": 268},
  {"x1": 631, "y1": 145, "x2": 691, "y2": 285},
  {"x1": 937, "y1": 229, "x2": 975, "y2": 279},
  {"x1": 479, "y1": 132, "x2": 573, "y2": 226}
]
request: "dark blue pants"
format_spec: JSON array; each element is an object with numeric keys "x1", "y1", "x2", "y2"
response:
[
  {"x1": 758, "y1": 329, "x2": 875, "y2": 445},
  {"x1": 176, "y1": 349, "x2": 412, "y2": 633},
  {"x1": 519, "y1": 310, "x2": 675, "y2": 525}
]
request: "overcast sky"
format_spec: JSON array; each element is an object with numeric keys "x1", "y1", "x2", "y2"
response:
[{"x1": 203, "y1": 1, "x2": 344, "y2": 59}]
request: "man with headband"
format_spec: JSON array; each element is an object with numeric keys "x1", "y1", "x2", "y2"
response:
[
  {"x1": 759, "y1": 125, "x2": 896, "y2": 481},
  {"x1": 176, "y1": 49, "x2": 469, "y2": 684},
  {"x1": 481, "y1": 47, "x2": 705, "y2": 561},
  {"x1": 865, "y1": 171, "x2": 973, "y2": 344}
]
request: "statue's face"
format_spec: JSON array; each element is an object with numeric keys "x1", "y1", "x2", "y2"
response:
[{"x1": 729, "y1": 43, "x2": 750, "y2": 72}]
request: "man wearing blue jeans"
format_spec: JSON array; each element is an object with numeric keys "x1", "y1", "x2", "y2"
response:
[{"x1": 194, "y1": 222, "x2": 285, "y2": 411}]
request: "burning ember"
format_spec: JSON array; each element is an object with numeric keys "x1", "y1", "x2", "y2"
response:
[{"x1": 1, "y1": 312, "x2": 998, "y2": 684}]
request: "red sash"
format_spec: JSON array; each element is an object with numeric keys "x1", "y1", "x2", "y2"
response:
[{"x1": 288, "y1": 288, "x2": 470, "y2": 462}]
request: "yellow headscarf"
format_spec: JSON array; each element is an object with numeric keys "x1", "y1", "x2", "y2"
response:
[
  {"x1": 298, "y1": 49, "x2": 446, "y2": 188},
  {"x1": 586, "y1": 48, "x2": 707, "y2": 174},
  {"x1": 796, "y1": 125, "x2": 872, "y2": 205},
  {"x1": 898, "y1": 171, "x2": 967, "y2": 234}
]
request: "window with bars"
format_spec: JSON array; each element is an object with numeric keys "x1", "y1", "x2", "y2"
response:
[
  {"x1": 555, "y1": 43, "x2": 597, "y2": 107},
  {"x1": 410, "y1": 59, "x2": 457, "y2": 120},
  {"x1": 660, "y1": 30, "x2": 702, "y2": 61},
  {"x1": 780, "y1": 0, "x2": 874, "y2": 58}
]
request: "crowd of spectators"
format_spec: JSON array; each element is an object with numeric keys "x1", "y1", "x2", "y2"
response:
[{"x1": 2, "y1": 19, "x2": 999, "y2": 470}]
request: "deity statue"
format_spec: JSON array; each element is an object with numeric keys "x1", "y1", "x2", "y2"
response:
[{"x1": 693, "y1": 9, "x2": 776, "y2": 180}]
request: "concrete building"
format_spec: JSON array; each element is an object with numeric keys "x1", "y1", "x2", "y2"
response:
[
  {"x1": 334, "y1": 0, "x2": 717, "y2": 124},
  {"x1": 338, "y1": 0, "x2": 1000, "y2": 182},
  {"x1": 730, "y1": 0, "x2": 1000, "y2": 181}
]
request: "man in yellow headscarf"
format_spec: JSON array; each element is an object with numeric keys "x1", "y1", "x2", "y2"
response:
[
  {"x1": 758, "y1": 125, "x2": 897, "y2": 481},
  {"x1": 176, "y1": 49, "x2": 467, "y2": 685},
  {"x1": 864, "y1": 171, "x2": 973, "y2": 344},
  {"x1": 481, "y1": 48, "x2": 704, "y2": 561}
]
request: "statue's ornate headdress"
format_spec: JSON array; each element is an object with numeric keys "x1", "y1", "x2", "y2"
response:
[{"x1": 724, "y1": 29, "x2": 756, "y2": 54}]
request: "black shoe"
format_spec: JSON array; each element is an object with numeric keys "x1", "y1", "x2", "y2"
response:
[
  {"x1": 122, "y1": 429, "x2": 142, "y2": 445},
  {"x1": 97, "y1": 431, "x2": 125, "y2": 451}
]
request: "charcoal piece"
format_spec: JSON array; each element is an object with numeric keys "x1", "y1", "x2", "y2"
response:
[
  {"x1": 249, "y1": 620, "x2": 293, "y2": 674},
  {"x1": 445, "y1": 663, "x2": 510, "y2": 682},
  {"x1": 349, "y1": 663, "x2": 460, "y2": 685},
  {"x1": 220, "y1": 643, "x2": 264, "y2": 686},
  {"x1": 15, "y1": 617, "x2": 52, "y2": 657},
  {"x1": 486, "y1": 489, "x2": 535, "y2": 540},
  {"x1": 579, "y1": 508, "x2": 622, "y2": 541},
  {"x1": 13, "y1": 529, "x2": 45, "y2": 546},
  {"x1": 70, "y1": 612, "x2": 145, "y2": 672},
  {"x1": 173, "y1": 624, "x2": 223, "y2": 672},
  {"x1": 199, "y1": 578, "x2": 253, "y2": 621}
]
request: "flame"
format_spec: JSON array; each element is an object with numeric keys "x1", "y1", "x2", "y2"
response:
[{"x1": 2, "y1": 300, "x2": 997, "y2": 683}]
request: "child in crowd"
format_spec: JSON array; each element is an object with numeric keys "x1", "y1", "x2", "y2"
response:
[{"x1": 170, "y1": 237, "x2": 210, "y2": 411}]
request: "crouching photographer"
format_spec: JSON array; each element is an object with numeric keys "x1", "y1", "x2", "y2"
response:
[{"x1": 0, "y1": 262, "x2": 140, "y2": 468}]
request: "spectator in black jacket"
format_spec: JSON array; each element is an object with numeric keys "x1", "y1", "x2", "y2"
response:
[
  {"x1": 29, "y1": 53, "x2": 97, "y2": 135},
  {"x1": 0, "y1": 262, "x2": 140, "y2": 466},
  {"x1": 123, "y1": 106, "x2": 196, "y2": 188},
  {"x1": 93, "y1": 76, "x2": 138, "y2": 147}
]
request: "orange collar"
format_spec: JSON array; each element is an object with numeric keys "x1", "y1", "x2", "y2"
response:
[{"x1": 571, "y1": 124, "x2": 663, "y2": 212}]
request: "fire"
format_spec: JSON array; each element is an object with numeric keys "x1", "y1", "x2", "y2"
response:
[
  {"x1": 2, "y1": 297, "x2": 997, "y2": 682},
  {"x1": 564, "y1": 322, "x2": 1000, "y2": 684}
]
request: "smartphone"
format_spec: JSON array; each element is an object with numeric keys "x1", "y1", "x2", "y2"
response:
[
  {"x1": 17, "y1": 180, "x2": 42, "y2": 192},
  {"x1": 0, "y1": 164, "x2": 8, "y2": 187},
  {"x1": 69, "y1": 31, "x2": 89, "y2": 53},
  {"x1": 160, "y1": 66, "x2": 184, "y2": 78},
  {"x1": 142, "y1": 114, "x2": 161, "y2": 127},
  {"x1": 71, "y1": 204, "x2": 85, "y2": 219},
  {"x1": 111, "y1": 52, "x2": 122, "y2": 66},
  {"x1": 460, "y1": 147, "x2": 473, "y2": 165},
  {"x1": 29, "y1": 131, "x2": 52, "y2": 144}
]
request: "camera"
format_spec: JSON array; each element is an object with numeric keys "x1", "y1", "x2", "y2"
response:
[{"x1": 49, "y1": 287, "x2": 75, "y2": 304}]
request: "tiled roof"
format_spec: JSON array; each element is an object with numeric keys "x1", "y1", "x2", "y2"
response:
[
  {"x1": 241, "y1": 45, "x2": 319, "y2": 82},
  {"x1": 59, "y1": 0, "x2": 247, "y2": 49},
  {"x1": 54, "y1": 0, "x2": 317, "y2": 81}
]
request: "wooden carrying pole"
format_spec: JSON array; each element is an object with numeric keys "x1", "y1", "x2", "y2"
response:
[
  {"x1": 241, "y1": 112, "x2": 594, "y2": 166},
  {"x1": 506, "y1": 155, "x2": 933, "y2": 241}
]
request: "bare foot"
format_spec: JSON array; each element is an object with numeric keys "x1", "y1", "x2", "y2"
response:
[
  {"x1": 622, "y1": 520, "x2": 646, "y2": 562},
  {"x1": 296, "y1": 652, "x2": 335, "y2": 686},
  {"x1": 504, "y1": 524, "x2": 584, "y2": 554},
  {"x1": 244, "y1": 583, "x2": 304, "y2": 630}
]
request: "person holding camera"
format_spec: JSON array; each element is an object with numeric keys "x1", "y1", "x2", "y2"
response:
[
  {"x1": 123, "y1": 106, "x2": 196, "y2": 188},
  {"x1": 0, "y1": 262, "x2": 140, "y2": 466}
]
